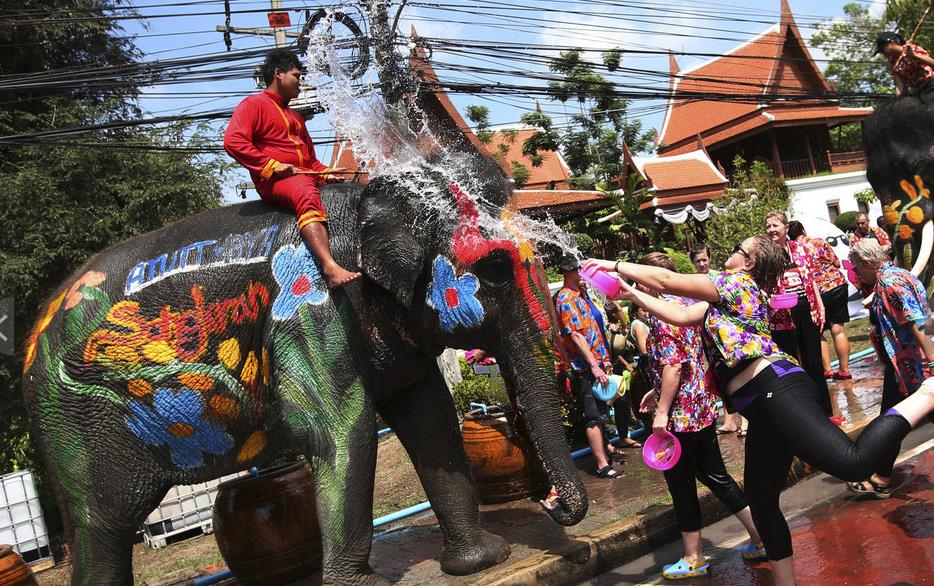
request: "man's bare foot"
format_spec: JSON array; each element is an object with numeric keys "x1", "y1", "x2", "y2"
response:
[{"x1": 324, "y1": 264, "x2": 362, "y2": 288}]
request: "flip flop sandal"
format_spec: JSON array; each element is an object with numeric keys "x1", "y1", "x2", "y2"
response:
[
  {"x1": 847, "y1": 479, "x2": 892, "y2": 499},
  {"x1": 539, "y1": 487, "x2": 562, "y2": 512},
  {"x1": 716, "y1": 426, "x2": 736, "y2": 435},
  {"x1": 740, "y1": 542, "x2": 768, "y2": 560},
  {"x1": 661, "y1": 557, "x2": 709, "y2": 580},
  {"x1": 621, "y1": 438, "x2": 643, "y2": 448},
  {"x1": 596, "y1": 465, "x2": 622, "y2": 479}
]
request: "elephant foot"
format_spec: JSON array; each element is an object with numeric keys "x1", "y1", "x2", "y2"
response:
[
  {"x1": 439, "y1": 530, "x2": 511, "y2": 575},
  {"x1": 322, "y1": 569, "x2": 391, "y2": 585}
]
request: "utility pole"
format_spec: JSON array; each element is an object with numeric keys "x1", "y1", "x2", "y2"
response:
[{"x1": 218, "y1": 0, "x2": 292, "y2": 51}]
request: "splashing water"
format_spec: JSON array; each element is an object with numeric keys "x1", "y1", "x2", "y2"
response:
[{"x1": 303, "y1": 10, "x2": 578, "y2": 262}]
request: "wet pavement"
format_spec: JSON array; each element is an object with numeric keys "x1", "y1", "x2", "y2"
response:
[
  {"x1": 363, "y1": 355, "x2": 908, "y2": 584},
  {"x1": 583, "y1": 422, "x2": 934, "y2": 585}
]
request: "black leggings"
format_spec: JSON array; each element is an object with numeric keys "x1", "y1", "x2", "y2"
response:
[
  {"x1": 733, "y1": 360, "x2": 911, "y2": 561},
  {"x1": 772, "y1": 296, "x2": 832, "y2": 415},
  {"x1": 662, "y1": 424, "x2": 747, "y2": 532}
]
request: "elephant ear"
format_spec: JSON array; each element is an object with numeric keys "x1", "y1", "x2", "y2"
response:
[{"x1": 359, "y1": 191, "x2": 426, "y2": 308}]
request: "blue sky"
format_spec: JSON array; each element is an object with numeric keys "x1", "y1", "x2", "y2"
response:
[{"x1": 118, "y1": 0, "x2": 885, "y2": 201}]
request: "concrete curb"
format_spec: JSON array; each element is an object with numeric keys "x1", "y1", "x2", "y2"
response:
[{"x1": 471, "y1": 415, "x2": 876, "y2": 586}]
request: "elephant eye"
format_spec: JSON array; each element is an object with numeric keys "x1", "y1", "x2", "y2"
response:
[{"x1": 473, "y1": 251, "x2": 513, "y2": 285}]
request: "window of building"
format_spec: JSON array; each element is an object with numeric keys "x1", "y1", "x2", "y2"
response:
[{"x1": 827, "y1": 201, "x2": 841, "y2": 221}]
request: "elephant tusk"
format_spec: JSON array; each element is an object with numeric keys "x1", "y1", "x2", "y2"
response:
[{"x1": 911, "y1": 220, "x2": 934, "y2": 277}]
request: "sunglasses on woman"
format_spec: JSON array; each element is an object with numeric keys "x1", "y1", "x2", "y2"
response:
[{"x1": 731, "y1": 245, "x2": 750, "y2": 259}]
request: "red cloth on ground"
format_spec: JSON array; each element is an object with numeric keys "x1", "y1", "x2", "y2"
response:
[{"x1": 223, "y1": 89, "x2": 330, "y2": 227}]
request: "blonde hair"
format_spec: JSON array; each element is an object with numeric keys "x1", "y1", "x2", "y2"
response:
[
  {"x1": 849, "y1": 239, "x2": 889, "y2": 268},
  {"x1": 765, "y1": 211, "x2": 788, "y2": 226}
]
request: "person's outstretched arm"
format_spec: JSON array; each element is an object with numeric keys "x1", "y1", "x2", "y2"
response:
[
  {"x1": 616, "y1": 281, "x2": 709, "y2": 327},
  {"x1": 585, "y1": 259, "x2": 720, "y2": 303}
]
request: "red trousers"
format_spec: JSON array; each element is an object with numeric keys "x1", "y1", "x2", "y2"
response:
[{"x1": 256, "y1": 174, "x2": 327, "y2": 229}]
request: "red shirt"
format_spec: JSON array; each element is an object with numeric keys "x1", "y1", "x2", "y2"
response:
[
  {"x1": 889, "y1": 43, "x2": 934, "y2": 91},
  {"x1": 223, "y1": 89, "x2": 327, "y2": 184}
]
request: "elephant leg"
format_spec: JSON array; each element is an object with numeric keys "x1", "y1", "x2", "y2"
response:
[
  {"x1": 282, "y1": 384, "x2": 381, "y2": 584},
  {"x1": 378, "y1": 367, "x2": 510, "y2": 575},
  {"x1": 43, "y1": 425, "x2": 170, "y2": 585}
]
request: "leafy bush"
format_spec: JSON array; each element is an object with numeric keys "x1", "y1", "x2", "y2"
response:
[
  {"x1": 663, "y1": 247, "x2": 695, "y2": 273},
  {"x1": 834, "y1": 210, "x2": 858, "y2": 233},
  {"x1": 451, "y1": 357, "x2": 510, "y2": 417},
  {"x1": 574, "y1": 232, "x2": 595, "y2": 254}
]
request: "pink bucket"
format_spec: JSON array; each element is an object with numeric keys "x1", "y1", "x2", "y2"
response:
[
  {"x1": 580, "y1": 265, "x2": 621, "y2": 298},
  {"x1": 642, "y1": 431, "x2": 682, "y2": 471},
  {"x1": 769, "y1": 292, "x2": 798, "y2": 309}
]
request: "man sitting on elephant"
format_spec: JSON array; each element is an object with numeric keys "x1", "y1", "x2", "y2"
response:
[
  {"x1": 875, "y1": 31, "x2": 934, "y2": 101},
  {"x1": 224, "y1": 48, "x2": 361, "y2": 287}
]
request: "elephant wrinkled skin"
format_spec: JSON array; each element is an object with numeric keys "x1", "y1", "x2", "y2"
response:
[{"x1": 21, "y1": 160, "x2": 587, "y2": 585}]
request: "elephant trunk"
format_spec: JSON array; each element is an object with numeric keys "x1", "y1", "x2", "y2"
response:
[{"x1": 496, "y1": 327, "x2": 588, "y2": 526}]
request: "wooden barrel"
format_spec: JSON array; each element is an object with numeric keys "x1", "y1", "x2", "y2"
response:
[
  {"x1": 462, "y1": 407, "x2": 546, "y2": 504},
  {"x1": 0, "y1": 545, "x2": 38, "y2": 586},
  {"x1": 212, "y1": 462, "x2": 322, "y2": 585}
]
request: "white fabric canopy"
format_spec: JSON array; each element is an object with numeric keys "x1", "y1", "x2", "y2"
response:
[{"x1": 653, "y1": 202, "x2": 715, "y2": 224}]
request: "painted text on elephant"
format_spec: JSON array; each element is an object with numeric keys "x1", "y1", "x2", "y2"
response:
[
  {"x1": 85, "y1": 282, "x2": 271, "y2": 366},
  {"x1": 125, "y1": 224, "x2": 281, "y2": 294}
]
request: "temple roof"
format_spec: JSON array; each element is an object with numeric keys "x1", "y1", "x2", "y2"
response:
[
  {"x1": 633, "y1": 149, "x2": 728, "y2": 211},
  {"x1": 657, "y1": 0, "x2": 869, "y2": 155}
]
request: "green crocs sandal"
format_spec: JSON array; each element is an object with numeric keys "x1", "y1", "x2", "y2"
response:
[
  {"x1": 741, "y1": 542, "x2": 767, "y2": 560},
  {"x1": 661, "y1": 557, "x2": 709, "y2": 580}
]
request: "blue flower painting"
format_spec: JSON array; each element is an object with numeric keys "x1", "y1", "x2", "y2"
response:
[
  {"x1": 427, "y1": 256, "x2": 485, "y2": 332},
  {"x1": 271, "y1": 244, "x2": 327, "y2": 320},
  {"x1": 126, "y1": 388, "x2": 233, "y2": 469}
]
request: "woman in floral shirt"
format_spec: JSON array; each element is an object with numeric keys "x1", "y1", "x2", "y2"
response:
[
  {"x1": 849, "y1": 239, "x2": 934, "y2": 498},
  {"x1": 636, "y1": 253, "x2": 764, "y2": 580},
  {"x1": 585, "y1": 236, "x2": 934, "y2": 586},
  {"x1": 764, "y1": 212, "x2": 832, "y2": 416}
]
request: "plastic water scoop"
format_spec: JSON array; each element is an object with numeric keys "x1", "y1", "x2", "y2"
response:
[
  {"x1": 642, "y1": 430, "x2": 682, "y2": 471},
  {"x1": 580, "y1": 265, "x2": 622, "y2": 298}
]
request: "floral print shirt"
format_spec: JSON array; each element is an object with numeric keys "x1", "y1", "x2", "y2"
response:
[
  {"x1": 889, "y1": 43, "x2": 934, "y2": 92},
  {"x1": 555, "y1": 286, "x2": 610, "y2": 372},
  {"x1": 705, "y1": 271, "x2": 786, "y2": 367},
  {"x1": 869, "y1": 264, "x2": 930, "y2": 397},
  {"x1": 647, "y1": 295, "x2": 718, "y2": 432},
  {"x1": 797, "y1": 236, "x2": 846, "y2": 293},
  {"x1": 850, "y1": 226, "x2": 891, "y2": 248},
  {"x1": 769, "y1": 238, "x2": 825, "y2": 330}
]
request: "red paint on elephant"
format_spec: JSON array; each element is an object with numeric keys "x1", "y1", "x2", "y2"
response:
[
  {"x1": 445, "y1": 288, "x2": 460, "y2": 308},
  {"x1": 447, "y1": 183, "x2": 550, "y2": 333}
]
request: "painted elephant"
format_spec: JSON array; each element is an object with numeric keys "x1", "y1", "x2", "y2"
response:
[
  {"x1": 21, "y1": 159, "x2": 587, "y2": 585},
  {"x1": 864, "y1": 95, "x2": 934, "y2": 293}
]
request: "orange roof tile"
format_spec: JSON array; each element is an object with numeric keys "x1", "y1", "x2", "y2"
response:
[
  {"x1": 635, "y1": 150, "x2": 728, "y2": 191},
  {"x1": 658, "y1": 0, "x2": 838, "y2": 154},
  {"x1": 512, "y1": 189, "x2": 610, "y2": 213},
  {"x1": 485, "y1": 127, "x2": 571, "y2": 189}
]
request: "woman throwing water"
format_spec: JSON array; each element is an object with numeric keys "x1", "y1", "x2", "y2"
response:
[{"x1": 585, "y1": 235, "x2": 934, "y2": 586}]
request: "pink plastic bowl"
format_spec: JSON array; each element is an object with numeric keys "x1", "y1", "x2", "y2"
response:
[
  {"x1": 642, "y1": 431, "x2": 682, "y2": 471},
  {"x1": 580, "y1": 265, "x2": 622, "y2": 298},
  {"x1": 769, "y1": 292, "x2": 798, "y2": 309}
]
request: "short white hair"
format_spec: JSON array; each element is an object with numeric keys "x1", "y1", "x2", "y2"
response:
[{"x1": 849, "y1": 239, "x2": 889, "y2": 268}]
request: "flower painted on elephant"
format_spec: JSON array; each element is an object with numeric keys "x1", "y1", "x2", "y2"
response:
[
  {"x1": 427, "y1": 256, "x2": 485, "y2": 332},
  {"x1": 218, "y1": 337, "x2": 241, "y2": 370},
  {"x1": 906, "y1": 205, "x2": 926, "y2": 224},
  {"x1": 126, "y1": 388, "x2": 233, "y2": 468},
  {"x1": 64, "y1": 271, "x2": 107, "y2": 310},
  {"x1": 178, "y1": 372, "x2": 215, "y2": 392},
  {"x1": 209, "y1": 394, "x2": 240, "y2": 418},
  {"x1": 236, "y1": 430, "x2": 268, "y2": 463},
  {"x1": 128, "y1": 378, "x2": 153, "y2": 397},
  {"x1": 884, "y1": 203, "x2": 901, "y2": 227},
  {"x1": 23, "y1": 289, "x2": 67, "y2": 374},
  {"x1": 270, "y1": 244, "x2": 328, "y2": 320},
  {"x1": 447, "y1": 182, "x2": 551, "y2": 333},
  {"x1": 84, "y1": 282, "x2": 270, "y2": 367}
]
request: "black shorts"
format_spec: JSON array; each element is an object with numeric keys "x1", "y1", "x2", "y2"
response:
[
  {"x1": 820, "y1": 284, "x2": 850, "y2": 329},
  {"x1": 574, "y1": 369, "x2": 609, "y2": 429}
]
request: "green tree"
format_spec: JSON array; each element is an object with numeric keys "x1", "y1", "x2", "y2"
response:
[
  {"x1": 884, "y1": 1, "x2": 934, "y2": 51},
  {"x1": 705, "y1": 157, "x2": 791, "y2": 266},
  {"x1": 521, "y1": 49, "x2": 652, "y2": 190},
  {"x1": 810, "y1": 3, "x2": 891, "y2": 106},
  {"x1": 0, "y1": 0, "x2": 228, "y2": 476}
]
